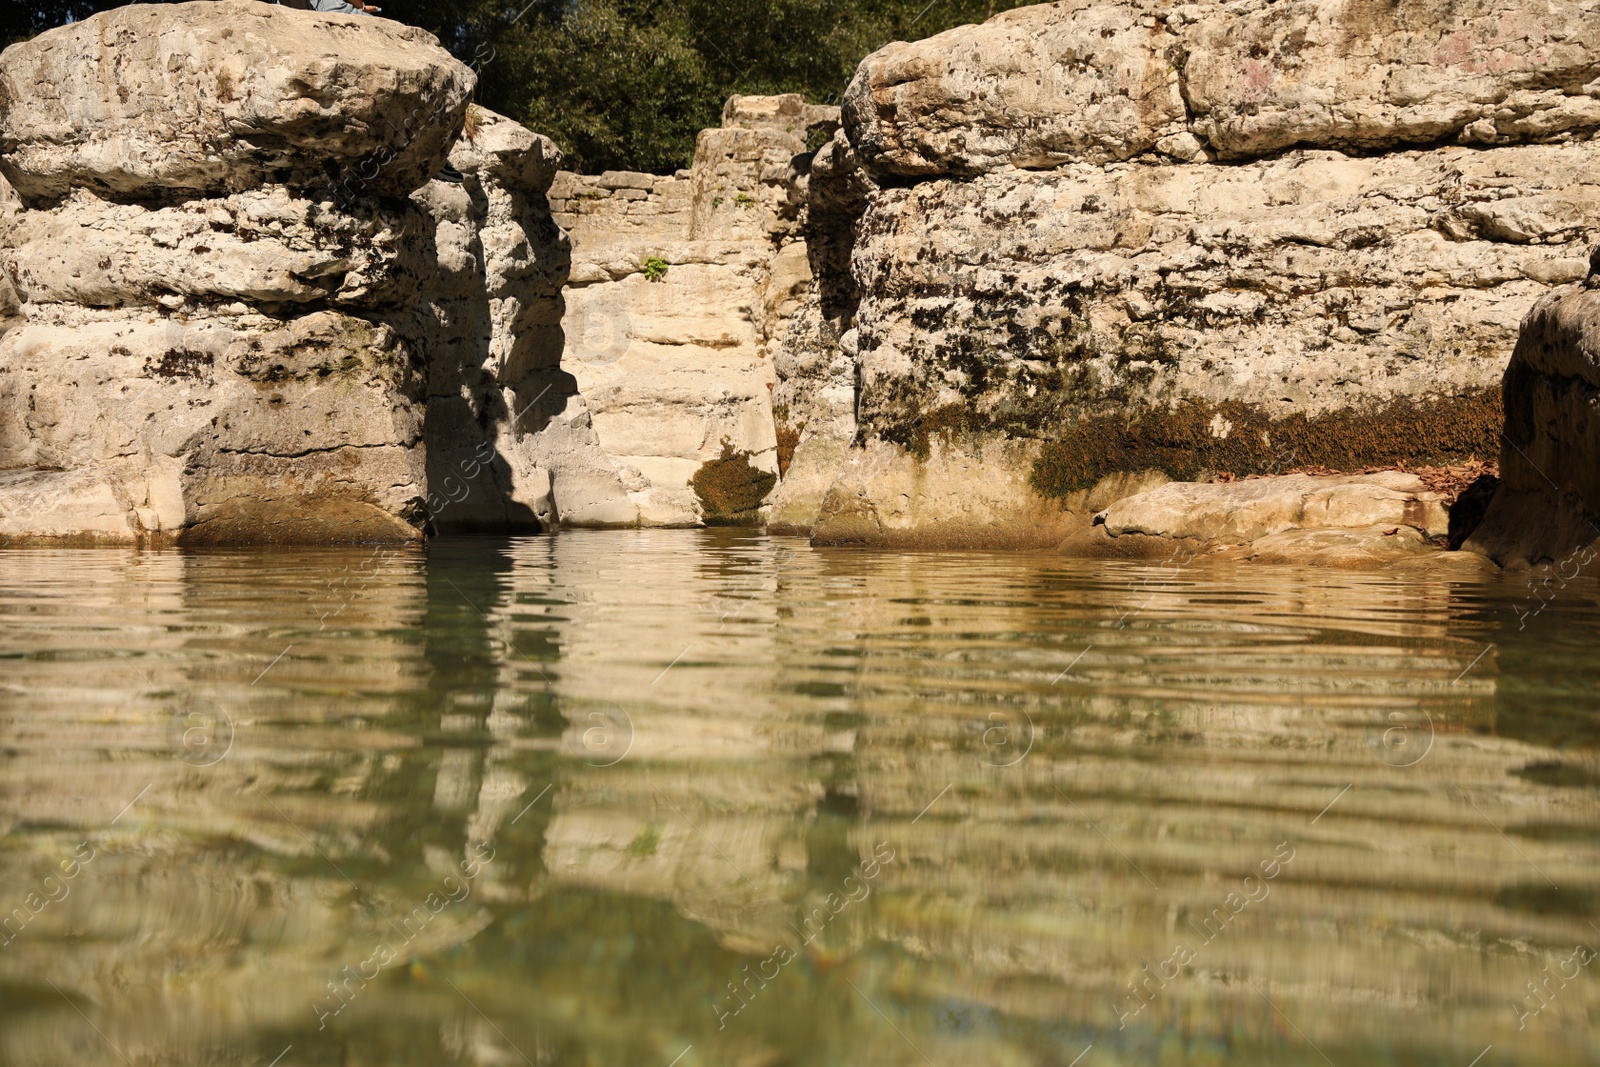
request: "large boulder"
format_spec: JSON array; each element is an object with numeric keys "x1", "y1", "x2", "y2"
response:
[
  {"x1": 1463, "y1": 249, "x2": 1600, "y2": 564},
  {"x1": 841, "y1": 0, "x2": 1600, "y2": 180},
  {"x1": 780, "y1": 0, "x2": 1600, "y2": 546},
  {"x1": 793, "y1": 139, "x2": 1598, "y2": 546},
  {"x1": 1062, "y1": 472, "x2": 1489, "y2": 570},
  {"x1": 0, "y1": 3, "x2": 484, "y2": 543},
  {"x1": 1093, "y1": 472, "x2": 1448, "y2": 543},
  {"x1": 0, "y1": 1, "x2": 475, "y2": 202},
  {"x1": 842, "y1": 1, "x2": 1188, "y2": 177},
  {"x1": 1, "y1": 187, "x2": 431, "y2": 309},
  {"x1": 1181, "y1": 0, "x2": 1600, "y2": 159},
  {"x1": 0, "y1": 312, "x2": 425, "y2": 543}
]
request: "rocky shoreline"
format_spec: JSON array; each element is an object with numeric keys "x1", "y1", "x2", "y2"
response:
[{"x1": 2, "y1": 0, "x2": 1598, "y2": 566}]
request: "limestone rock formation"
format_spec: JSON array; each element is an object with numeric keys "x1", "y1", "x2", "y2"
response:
[
  {"x1": 1464, "y1": 246, "x2": 1600, "y2": 564},
  {"x1": 0, "y1": 2, "x2": 475, "y2": 543},
  {"x1": 4, "y1": 187, "x2": 432, "y2": 309},
  {"x1": 774, "y1": 0, "x2": 1600, "y2": 545},
  {"x1": 843, "y1": 0, "x2": 1600, "y2": 176},
  {"x1": 408, "y1": 106, "x2": 579, "y2": 533},
  {"x1": 0, "y1": 310, "x2": 426, "y2": 543},
  {"x1": 765, "y1": 127, "x2": 874, "y2": 533},
  {"x1": 1179, "y1": 0, "x2": 1600, "y2": 159},
  {"x1": 843, "y1": 1, "x2": 1189, "y2": 176},
  {"x1": 547, "y1": 95, "x2": 836, "y2": 526},
  {"x1": 0, "y1": 0, "x2": 471, "y2": 200}
]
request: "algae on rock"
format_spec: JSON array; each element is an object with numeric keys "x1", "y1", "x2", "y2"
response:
[
  {"x1": 770, "y1": 0, "x2": 1600, "y2": 546},
  {"x1": 692, "y1": 440, "x2": 778, "y2": 524}
]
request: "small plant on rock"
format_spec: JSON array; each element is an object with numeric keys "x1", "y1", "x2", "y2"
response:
[
  {"x1": 775, "y1": 423, "x2": 801, "y2": 477},
  {"x1": 733, "y1": 192, "x2": 755, "y2": 207},
  {"x1": 642, "y1": 255, "x2": 669, "y2": 282}
]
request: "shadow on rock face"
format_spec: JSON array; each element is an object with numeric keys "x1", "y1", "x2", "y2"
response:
[{"x1": 1447, "y1": 473, "x2": 1500, "y2": 550}]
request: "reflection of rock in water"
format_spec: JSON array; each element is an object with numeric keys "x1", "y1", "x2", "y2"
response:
[
  {"x1": 2, "y1": 539, "x2": 1599, "y2": 1065},
  {"x1": 0, "y1": 548, "x2": 488, "y2": 1064},
  {"x1": 776, "y1": 560, "x2": 1592, "y2": 1061},
  {"x1": 530, "y1": 531, "x2": 821, "y2": 955}
]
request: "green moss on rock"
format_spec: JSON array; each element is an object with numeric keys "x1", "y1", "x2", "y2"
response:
[
  {"x1": 1030, "y1": 389, "x2": 1502, "y2": 499},
  {"x1": 692, "y1": 439, "x2": 777, "y2": 524}
]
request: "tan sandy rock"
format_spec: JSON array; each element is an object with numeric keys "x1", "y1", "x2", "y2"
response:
[
  {"x1": 548, "y1": 96, "x2": 815, "y2": 526},
  {"x1": 842, "y1": 1, "x2": 1188, "y2": 177},
  {"x1": 0, "y1": 312, "x2": 425, "y2": 543},
  {"x1": 2, "y1": 187, "x2": 430, "y2": 309},
  {"x1": 0, "y1": 1, "x2": 474, "y2": 202},
  {"x1": 1056, "y1": 472, "x2": 1478, "y2": 568},
  {"x1": 1181, "y1": 0, "x2": 1600, "y2": 159},
  {"x1": 1096, "y1": 473, "x2": 1450, "y2": 544}
]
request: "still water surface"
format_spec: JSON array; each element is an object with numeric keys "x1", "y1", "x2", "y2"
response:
[{"x1": 1, "y1": 531, "x2": 1598, "y2": 1066}]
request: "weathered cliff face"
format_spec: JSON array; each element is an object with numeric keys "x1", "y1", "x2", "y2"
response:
[
  {"x1": 0, "y1": 1, "x2": 478, "y2": 543},
  {"x1": 773, "y1": 0, "x2": 1600, "y2": 546},
  {"x1": 547, "y1": 96, "x2": 835, "y2": 526},
  {"x1": 0, "y1": 2, "x2": 837, "y2": 539}
]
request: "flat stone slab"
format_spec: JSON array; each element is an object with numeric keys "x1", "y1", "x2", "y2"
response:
[
  {"x1": 1059, "y1": 472, "x2": 1497, "y2": 569},
  {"x1": 1095, "y1": 472, "x2": 1451, "y2": 544},
  {"x1": 0, "y1": 467, "x2": 135, "y2": 543}
]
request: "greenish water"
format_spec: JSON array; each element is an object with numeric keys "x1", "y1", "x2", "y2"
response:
[{"x1": 1, "y1": 531, "x2": 1598, "y2": 1066}]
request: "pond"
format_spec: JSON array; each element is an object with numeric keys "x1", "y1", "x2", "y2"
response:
[{"x1": 0, "y1": 530, "x2": 1596, "y2": 1066}]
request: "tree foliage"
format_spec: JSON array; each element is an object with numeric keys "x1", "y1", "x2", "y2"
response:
[{"x1": 1, "y1": 0, "x2": 1033, "y2": 173}]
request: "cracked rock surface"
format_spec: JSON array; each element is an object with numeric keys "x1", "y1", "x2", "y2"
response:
[
  {"x1": 0, "y1": 2, "x2": 478, "y2": 543},
  {"x1": 778, "y1": 0, "x2": 1600, "y2": 548}
]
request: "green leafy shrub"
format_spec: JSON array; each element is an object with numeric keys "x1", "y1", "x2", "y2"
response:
[{"x1": 642, "y1": 256, "x2": 670, "y2": 282}]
